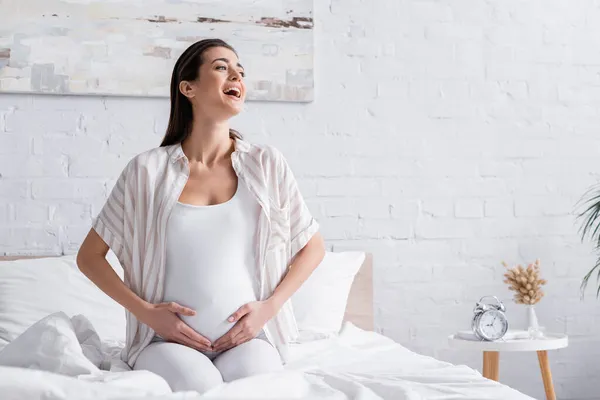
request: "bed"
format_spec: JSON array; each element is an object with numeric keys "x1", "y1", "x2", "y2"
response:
[{"x1": 0, "y1": 252, "x2": 534, "y2": 400}]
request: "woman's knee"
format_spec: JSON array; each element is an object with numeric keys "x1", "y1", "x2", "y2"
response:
[
  {"x1": 134, "y1": 342, "x2": 223, "y2": 393},
  {"x1": 214, "y1": 339, "x2": 283, "y2": 382},
  {"x1": 171, "y1": 365, "x2": 223, "y2": 393}
]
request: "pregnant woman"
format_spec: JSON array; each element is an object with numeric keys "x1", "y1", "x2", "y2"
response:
[{"x1": 76, "y1": 38, "x2": 325, "y2": 394}]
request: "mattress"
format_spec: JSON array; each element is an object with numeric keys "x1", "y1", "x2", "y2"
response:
[{"x1": 0, "y1": 322, "x2": 533, "y2": 400}]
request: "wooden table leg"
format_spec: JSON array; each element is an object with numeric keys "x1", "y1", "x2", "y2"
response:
[
  {"x1": 483, "y1": 351, "x2": 500, "y2": 381},
  {"x1": 537, "y1": 350, "x2": 556, "y2": 400}
]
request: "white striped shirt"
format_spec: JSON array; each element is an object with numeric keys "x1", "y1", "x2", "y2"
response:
[{"x1": 92, "y1": 138, "x2": 319, "y2": 367}]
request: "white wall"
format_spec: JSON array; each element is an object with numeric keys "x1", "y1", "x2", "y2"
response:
[{"x1": 1, "y1": 1, "x2": 600, "y2": 398}]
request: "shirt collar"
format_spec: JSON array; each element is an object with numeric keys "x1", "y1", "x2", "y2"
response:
[{"x1": 168, "y1": 137, "x2": 250, "y2": 163}]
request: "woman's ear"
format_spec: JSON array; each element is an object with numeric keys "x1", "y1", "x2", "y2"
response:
[{"x1": 179, "y1": 80, "x2": 195, "y2": 99}]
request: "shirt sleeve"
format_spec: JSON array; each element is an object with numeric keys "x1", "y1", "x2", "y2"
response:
[
  {"x1": 276, "y1": 150, "x2": 320, "y2": 258},
  {"x1": 92, "y1": 161, "x2": 132, "y2": 259}
]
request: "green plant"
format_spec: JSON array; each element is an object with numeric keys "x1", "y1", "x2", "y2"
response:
[{"x1": 576, "y1": 184, "x2": 600, "y2": 298}]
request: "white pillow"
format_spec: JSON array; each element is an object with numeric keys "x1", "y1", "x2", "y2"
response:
[
  {"x1": 0, "y1": 252, "x2": 126, "y2": 351},
  {"x1": 0, "y1": 311, "x2": 100, "y2": 376},
  {"x1": 291, "y1": 251, "x2": 365, "y2": 341}
]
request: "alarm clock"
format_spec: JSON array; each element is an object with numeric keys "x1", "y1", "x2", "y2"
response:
[{"x1": 471, "y1": 296, "x2": 509, "y2": 341}]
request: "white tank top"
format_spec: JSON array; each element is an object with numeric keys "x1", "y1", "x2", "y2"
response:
[{"x1": 162, "y1": 179, "x2": 261, "y2": 343}]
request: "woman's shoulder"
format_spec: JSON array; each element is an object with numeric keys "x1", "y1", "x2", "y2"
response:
[
  {"x1": 242, "y1": 140, "x2": 287, "y2": 167},
  {"x1": 136, "y1": 145, "x2": 175, "y2": 165},
  {"x1": 119, "y1": 145, "x2": 175, "y2": 178}
]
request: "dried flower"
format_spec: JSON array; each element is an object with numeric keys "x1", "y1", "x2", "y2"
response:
[{"x1": 502, "y1": 259, "x2": 547, "y2": 305}]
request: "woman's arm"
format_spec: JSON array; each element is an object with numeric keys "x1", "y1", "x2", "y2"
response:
[
  {"x1": 212, "y1": 232, "x2": 325, "y2": 352},
  {"x1": 267, "y1": 232, "x2": 325, "y2": 311},
  {"x1": 77, "y1": 229, "x2": 148, "y2": 317},
  {"x1": 77, "y1": 229, "x2": 212, "y2": 351}
]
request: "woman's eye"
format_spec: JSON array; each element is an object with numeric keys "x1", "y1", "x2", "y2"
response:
[
  {"x1": 216, "y1": 65, "x2": 226, "y2": 71},
  {"x1": 240, "y1": 71, "x2": 246, "y2": 77}
]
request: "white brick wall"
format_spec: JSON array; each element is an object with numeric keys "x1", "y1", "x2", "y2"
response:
[{"x1": 1, "y1": 1, "x2": 600, "y2": 398}]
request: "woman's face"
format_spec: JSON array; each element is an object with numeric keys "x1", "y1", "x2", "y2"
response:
[{"x1": 181, "y1": 46, "x2": 246, "y2": 119}]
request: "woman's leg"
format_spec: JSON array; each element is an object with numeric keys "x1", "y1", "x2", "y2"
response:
[
  {"x1": 134, "y1": 341, "x2": 223, "y2": 394},
  {"x1": 213, "y1": 338, "x2": 283, "y2": 382}
]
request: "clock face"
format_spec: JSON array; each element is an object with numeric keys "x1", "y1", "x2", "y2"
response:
[{"x1": 478, "y1": 310, "x2": 508, "y2": 340}]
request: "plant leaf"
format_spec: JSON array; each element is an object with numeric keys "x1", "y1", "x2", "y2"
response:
[
  {"x1": 575, "y1": 185, "x2": 600, "y2": 299},
  {"x1": 581, "y1": 256, "x2": 600, "y2": 299}
]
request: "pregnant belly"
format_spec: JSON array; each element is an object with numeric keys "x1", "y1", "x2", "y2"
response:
[{"x1": 168, "y1": 289, "x2": 257, "y2": 343}]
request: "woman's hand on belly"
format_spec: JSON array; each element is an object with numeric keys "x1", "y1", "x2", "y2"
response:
[
  {"x1": 138, "y1": 301, "x2": 213, "y2": 352},
  {"x1": 212, "y1": 300, "x2": 278, "y2": 352}
]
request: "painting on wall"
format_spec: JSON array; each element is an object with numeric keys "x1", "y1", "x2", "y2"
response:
[{"x1": 0, "y1": 0, "x2": 313, "y2": 102}]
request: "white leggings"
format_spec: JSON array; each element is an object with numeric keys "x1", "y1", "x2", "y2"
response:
[{"x1": 133, "y1": 337, "x2": 283, "y2": 394}]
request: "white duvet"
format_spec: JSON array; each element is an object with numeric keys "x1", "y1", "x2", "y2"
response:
[{"x1": 0, "y1": 318, "x2": 533, "y2": 400}]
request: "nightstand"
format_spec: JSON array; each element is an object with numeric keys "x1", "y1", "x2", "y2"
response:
[{"x1": 448, "y1": 333, "x2": 568, "y2": 400}]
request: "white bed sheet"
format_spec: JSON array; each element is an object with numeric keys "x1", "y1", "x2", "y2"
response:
[{"x1": 0, "y1": 322, "x2": 534, "y2": 400}]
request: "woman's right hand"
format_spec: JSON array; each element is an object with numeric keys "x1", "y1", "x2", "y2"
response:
[{"x1": 137, "y1": 302, "x2": 212, "y2": 352}]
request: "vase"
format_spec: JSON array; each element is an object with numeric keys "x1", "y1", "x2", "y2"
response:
[{"x1": 526, "y1": 305, "x2": 543, "y2": 339}]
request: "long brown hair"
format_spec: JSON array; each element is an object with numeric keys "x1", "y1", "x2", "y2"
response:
[{"x1": 160, "y1": 38, "x2": 242, "y2": 147}]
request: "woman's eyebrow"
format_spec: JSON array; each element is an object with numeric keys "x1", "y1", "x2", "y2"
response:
[{"x1": 211, "y1": 57, "x2": 244, "y2": 70}]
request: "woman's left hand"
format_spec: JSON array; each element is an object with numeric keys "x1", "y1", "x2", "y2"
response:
[{"x1": 212, "y1": 300, "x2": 279, "y2": 352}]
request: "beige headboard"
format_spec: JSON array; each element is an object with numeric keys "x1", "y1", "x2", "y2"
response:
[
  {"x1": 344, "y1": 253, "x2": 374, "y2": 331},
  {"x1": 0, "y1": 252, "x2": 374, "y2": 331}
]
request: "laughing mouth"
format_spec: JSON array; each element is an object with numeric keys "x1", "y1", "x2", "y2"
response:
[{"x1": 223, "y1": 87, "x2": 241, "y2": 99}]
